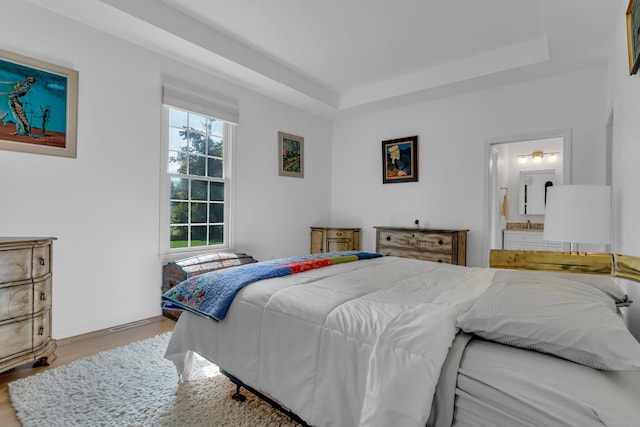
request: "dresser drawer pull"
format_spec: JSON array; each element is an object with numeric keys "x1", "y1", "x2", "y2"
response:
[
  {"x1": 40, "y1": 257, "x2": 46, "y2": 266},
  {"x1": 386, "y1": 236, "x2": 391, "y2": 241},
  {"x1": 40, "y1": 292, "x2": 47, "y2": 301},
  {"x1": 438, "y1": 240, "x2": 444, "y2": 245},
  {"x1": 38, "y1": 326, "x2": 45, "y2": 335},
  {"x1": 437, "y1": 259, "x2": 444, "y2": 263}
]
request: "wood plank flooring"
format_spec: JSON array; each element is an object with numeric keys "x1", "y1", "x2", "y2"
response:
[{"x1": 0, "y1": 316, "x2": 175, "y2": 427}]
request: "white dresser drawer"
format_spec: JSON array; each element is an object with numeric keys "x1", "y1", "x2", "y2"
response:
[{"x1": 503, "y1": 230, "x2": 564, "y2": 251}]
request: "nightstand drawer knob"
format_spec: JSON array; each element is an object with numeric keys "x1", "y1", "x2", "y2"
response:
[
  {"x1": 40, "y1": 292, "x2": 47, "y2": 301},
  {"x1": 40, "y1": 257, "x2": 46, "y2": 266},
  {"x1": 386, "y1": 236, "x2": 391, "y2": 241},
  {"x1": 438, "y1": 240, "x2": 444, "y2": 245},
  {"x1": 38, "y1": 326, "x2": 45, "y2": 335}
]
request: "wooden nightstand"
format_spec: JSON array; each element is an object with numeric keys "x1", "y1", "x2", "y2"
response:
[{"x1": 310, "y1": 227, "x2": 361, "y2": 253}]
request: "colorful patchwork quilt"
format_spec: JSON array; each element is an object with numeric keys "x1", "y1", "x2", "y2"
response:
[{"x1": 161, "y1": 251, "x2": 382, "y2": 321}]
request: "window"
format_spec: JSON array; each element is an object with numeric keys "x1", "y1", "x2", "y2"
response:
[{"x1": 161, "y1": 105, "x2": 235, "y2": 252}]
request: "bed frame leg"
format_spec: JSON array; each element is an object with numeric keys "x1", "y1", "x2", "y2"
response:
[{"x1": 232, "y1": 384, "x2": 247, "y2": 402}]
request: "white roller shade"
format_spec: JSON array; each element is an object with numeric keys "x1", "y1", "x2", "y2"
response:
[{"x1": 163, "y1": 86, "x2": 239, "y2": 124}]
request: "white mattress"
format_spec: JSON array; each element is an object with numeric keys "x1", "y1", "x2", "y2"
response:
[{"x1": 453, "y1": 338, "x2": 640, "y2": 427}]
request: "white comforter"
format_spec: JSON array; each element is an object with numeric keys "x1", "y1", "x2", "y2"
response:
[{"x1": 165, "y1": 256, "x2": 495, "y2": 427}]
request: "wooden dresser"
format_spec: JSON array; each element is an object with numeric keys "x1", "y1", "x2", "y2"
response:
[
  {"x1": 310, "y1": 227, "x2": 361, "y2": 253},
  {"x1": 0, "y1": 237, "x2": 57, "y2": 374},
  {"x1": 374, "y1": 227, "x2": 468, "y2": 265}
]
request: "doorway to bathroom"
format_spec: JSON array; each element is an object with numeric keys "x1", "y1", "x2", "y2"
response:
[{"x1": 484, "y1": 130, "x2": 571, "y2": 265}]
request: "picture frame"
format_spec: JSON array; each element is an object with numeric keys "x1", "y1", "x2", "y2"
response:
[
  {"x1": 278, "y1": 131, "x2": 304, "y2": 178},
  {"x1": 627, "y1": 0, "x2": 640, "y2": 75},
  {"x1": 382, "y1": 135, "x2": 418, "y2": 184},
  {"x1": 0, "y1": 49, "x2": 78, "y2": 158}
]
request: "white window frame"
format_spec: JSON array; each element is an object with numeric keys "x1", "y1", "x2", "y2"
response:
[{"x1": 159, "y1": 103, "x2": 236, "y2": 260}]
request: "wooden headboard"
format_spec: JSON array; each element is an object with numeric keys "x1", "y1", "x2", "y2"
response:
[
  {"x1": 489, "y1": 250, "x2": 640, "y2": 283},
  {"x1": 490, "y1": 250, "x2": 640, "y2": 340}
]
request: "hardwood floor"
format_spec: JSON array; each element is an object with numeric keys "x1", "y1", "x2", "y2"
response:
[{"x1": 0, "y1": 315, "x2": 175, "y2": 427}]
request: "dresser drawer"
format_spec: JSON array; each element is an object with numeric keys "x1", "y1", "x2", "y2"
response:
[
  {"x1": 379, "y1": 230, "x2": 454, "y2": 253},
  {"x1": 503, "y1": 231, "x2": 544, "y2": 243},
  {"x1": 326, "y1": 229, "x2": 353, "y2": 239},
  {"x1": 502, "y1": 230, "x2": 563, "y2": 251},
  {"x1": 503, "y1": 241, "x2": 545, "y2": 251},
  {"x1": 381, "y1": 247, "x2": 453, "y2": 264},
  {"x1": 0, "y1": 282, "x2": 33, "y2": 321},
  {"x1": 0, "y1": 247, "x2": 32, "y2": 284},
  {"x1": 326, "y1": 240, "x2": 352, "y2": 252},
  {"x1": 0, "y1": 318, "x2": 32, "y2": 361}
]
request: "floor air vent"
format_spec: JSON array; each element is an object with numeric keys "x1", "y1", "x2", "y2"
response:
[{"x1": 108, "y1": 319, "x2": 150, "y2": 332}]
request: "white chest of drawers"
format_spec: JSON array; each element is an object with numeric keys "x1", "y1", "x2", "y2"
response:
[{"x1": 0, "y1": 237, "x2": 57, "y2": 373}]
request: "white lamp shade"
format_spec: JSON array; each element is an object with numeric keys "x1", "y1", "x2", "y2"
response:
[{"x1": 543, "y1": 185, "x2": 611, "y2": 245}]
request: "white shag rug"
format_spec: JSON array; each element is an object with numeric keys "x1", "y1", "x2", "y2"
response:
[{"x1": 9, "y1": 332, "x2": 301, "y2": 427}]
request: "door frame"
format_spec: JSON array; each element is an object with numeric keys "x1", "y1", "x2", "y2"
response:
[{"x1": 482, "y1": 129, "x2": 572, "y2": 267}]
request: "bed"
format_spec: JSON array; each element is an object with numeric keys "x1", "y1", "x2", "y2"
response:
[{"x1": 162, "y1": 250, "x2": 640, "y2": 427}]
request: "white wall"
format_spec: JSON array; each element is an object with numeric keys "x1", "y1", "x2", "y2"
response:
[
  {"x1": 331, "y1": 67, "x2": 608, "y2": 267},
  {"x1": 234, "y1": 93, "x2": 333, "y2": 259},
  {"x1": 606, "y1": 2, "x2": 640, "y2": 338},
  {"x1": 0, "y1": 1, "x2": 332, "y2": 338},
  {"x1": 608, "y1": 3, "x2": 640, "y2": 258}
]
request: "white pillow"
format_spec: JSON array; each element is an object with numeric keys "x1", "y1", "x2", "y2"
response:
[{"x1": 456, "y1": 270, "x2": 640, "y2": 370}]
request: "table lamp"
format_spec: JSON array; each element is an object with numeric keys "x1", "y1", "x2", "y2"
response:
[{"x1": 543, "y1": 185, "x2": 611, "y2": 252}]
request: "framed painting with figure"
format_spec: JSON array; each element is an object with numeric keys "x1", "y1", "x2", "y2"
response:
[
  {"x1": 382, "y1": 135, "x2": 418, "y2": 183},
  {"x1": 278, "y1": 131, "x2": 304, "y2": 178},
  {"x1": 627, "y1": 0, "x2": 640, "y2": 75},
  {"x1": 0, "y1": 49, "x2": 78, "y2": 158}
]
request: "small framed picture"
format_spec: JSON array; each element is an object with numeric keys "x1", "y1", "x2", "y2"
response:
[
  {"x1": 0, "y1": 49, "x2": 78, "y2": 158},
  {"x1": 627, "y1": 0, "x2": 640, "y2": 75},
  {"x1": 278, "y1": 131, "x2": 304, "y2": 178},
  {"x1": 382, "y1": 135, "x2": 418, "y2": 184}
]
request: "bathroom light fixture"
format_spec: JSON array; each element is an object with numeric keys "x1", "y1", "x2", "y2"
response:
[
  {"x1": 532, "y1": 150, "x2": 543, "y2": 163},
  {"x1": 517, "y1": 150, "x2": 559, "y2": 164}
]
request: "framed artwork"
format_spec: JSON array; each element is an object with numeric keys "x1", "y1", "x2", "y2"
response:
[
  {"x1": 0, "y1": 49, "x2": 78, "y2": 158},
  {"x1": 278, "y1": 131, "x2": 304, "y2": 178},
  {"x1": 627, "y1": 0, "x2": 640, "y2": 75},
  {"x1": 382, "y1": 135, "x2": 418, "y2": 184}
]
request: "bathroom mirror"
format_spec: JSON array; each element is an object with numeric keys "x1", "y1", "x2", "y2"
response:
[{"x1": 518, "y1": 169, "x2": 556, "y2": 215}]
